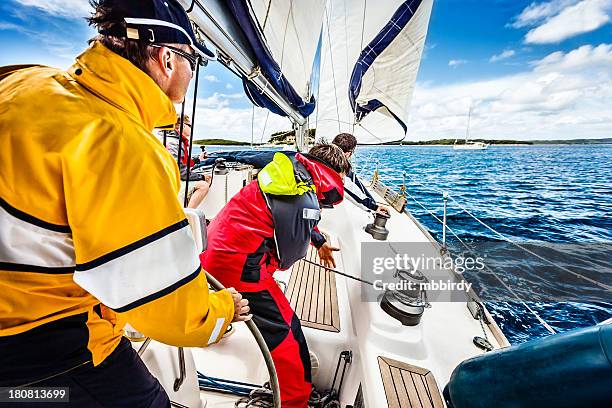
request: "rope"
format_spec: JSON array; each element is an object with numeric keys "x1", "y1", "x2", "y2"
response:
[{"x1": 234, "y1": 383, "x2": 340, "y2": 408}]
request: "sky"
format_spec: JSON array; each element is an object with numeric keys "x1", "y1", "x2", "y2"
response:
[{"x1": 0, "y1": 0, "x2": 610, "y2": 142}]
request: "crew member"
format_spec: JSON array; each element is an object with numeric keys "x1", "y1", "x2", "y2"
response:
[
  {"x1": 0, "y1": 1, "x2": 248, "y2": 405},
  {"x1": 201, "y1": 144, "x2": 351, "y2": 408}
]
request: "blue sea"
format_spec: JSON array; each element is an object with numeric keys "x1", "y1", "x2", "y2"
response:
[{"x1": 353, "y1": 144, "x2": 612, "y2": 344}]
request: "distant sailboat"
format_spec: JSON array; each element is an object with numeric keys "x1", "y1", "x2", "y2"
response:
[{"x1": 454, "y1": 104, "x2": 489, "y2": 150}]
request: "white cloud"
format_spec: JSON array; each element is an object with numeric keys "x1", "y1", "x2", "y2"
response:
[
  {"x1": 0, "y1": 22, "x2": 26, "y2": 32},
  {"x1": 448, "y1": 59, "x2": 468, "y2": 67},
  {"x1": 183, "y1": 93, "x2": 291, "y2": 142},
  {"x1": 522, "y1": 0, "x2": 612, "y2": 44},
  {"x1": 511, "y1": 0, "x2": 579, "y2": 28},
  {"x1": 14, "y1": 0, "x2": 93, "y2": 18},
  {"x1": 531, "y1": 43, "x2": 612, "y2": 71},
  {"x1": 202, "y1": 75, "x2": 220, "y2": 83},
  {"x1": 406, "y1": 43, "x2": 612, "y2": 140},
  {"x1": 225, "y1": 83, "x2": 233, "y2": 89},
  {"x1": 194, "y1": 105, "x2": 290, "y2": 143},
  {"x1": 490, "y1": 49, "x2": 516, "y2": 62}
]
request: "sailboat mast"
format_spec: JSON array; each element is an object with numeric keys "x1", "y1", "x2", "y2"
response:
[{"x1": 465, "y1": 104, "x2": 472, "y2": 143}]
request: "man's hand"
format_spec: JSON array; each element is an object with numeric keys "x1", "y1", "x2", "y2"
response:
[
  {"x1": 376, "y1": 205, "x2": 391, "y2": 216},
  {"x1": 317, "y1": 242, "x2": 340, "y2": 269},
  {"x1": 227, "y1": 287, "x2": 252, "y2": 322}
]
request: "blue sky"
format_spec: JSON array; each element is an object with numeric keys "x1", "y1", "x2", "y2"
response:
[{"x1": 1, "y1": 0, "x2": 610, "y2": 141}]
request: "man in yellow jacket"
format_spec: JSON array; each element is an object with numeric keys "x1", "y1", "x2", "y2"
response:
[{"x1": 0, "y1": 1, "x2": 248, "y2": 406}]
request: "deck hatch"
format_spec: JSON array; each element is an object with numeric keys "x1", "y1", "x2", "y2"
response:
[
  {"x1": 378, "y1": 356, "x2": 445, "y2": 408},
  {"x1": 286, "y1": 245, "x2": 340, "y2": 332}
]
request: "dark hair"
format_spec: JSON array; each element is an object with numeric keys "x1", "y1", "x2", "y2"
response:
[
  {"x1": 307, "y1": 143, "x2": 351, "y2": 174},
  {"x1": 332, "y1": 133, "x2": 357, "y2": 153},
  {"x1": 87, "y1": 1, "x2": 158, "y2": 73}
]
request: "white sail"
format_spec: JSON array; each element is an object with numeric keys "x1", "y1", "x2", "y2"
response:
[
  {"x1": 316, "y1": 0, "x2": 433, "y2": 144},
  {"x1": 247, "y1": 0, "x2": 326, "y2": 100},
  {"x1": 179, "y1": 0, "x2": 326, "y2": 123}
]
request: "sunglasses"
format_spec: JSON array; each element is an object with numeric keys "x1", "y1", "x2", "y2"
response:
[{"x1": 151, "y1": 44, "x2": 207, "y2": 71}]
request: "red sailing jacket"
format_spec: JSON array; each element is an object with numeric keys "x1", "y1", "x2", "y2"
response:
[{"x1": 201, "y1": 153, "x2": 344, "y2": 291}]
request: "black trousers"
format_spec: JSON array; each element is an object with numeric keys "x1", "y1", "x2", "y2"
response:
[{"x1": 3, "y1": 337, "x2": 169, "y2": 407}]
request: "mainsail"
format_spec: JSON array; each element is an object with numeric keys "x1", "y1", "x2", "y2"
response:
[
  {"x1": 179, "y1": 0, "x2": 325, "y2": 121},
  {"x1": 315, "y1": 0, "x2": 433, "y2": 144}
]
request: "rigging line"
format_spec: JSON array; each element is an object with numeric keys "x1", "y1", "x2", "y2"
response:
[
  {"x1": 259, "y1": 110, "x2": 270, "y2": 145},
  {"x1": 355, "y1": 122, "x2": 386, "y2": 144},
  {"x1": 261, "y1": 0, "x2": 272, "y2": 31},
  {"x1": 379, "y1": 176, "x2": 556, "y2": 334},
  {"x1": 177, "y1": 100, "x2": 186, "y2": 169},
  {"x1": 324, "y1": 6, "x2": 341, "y2": 133},
  {"x1": 451, "y1": 232, "x2": 557, "y2": 334},
  {"x1": 278, "y1": 0, "x2": 293, "y2": 74},
  {"x1": 301, "y1": 258, "x2": 374, "y2": 286},
  {"x1": 447, "y1": 195, "x2": 611, "y2": 291},
  {"x1": 353, "y1": 0, "x2": 367, "y2": 134},
  {"x1": 184, "y1": 63, "x2": 201, "y2": 207},
  {"x1": 251, "y1": 105, "x2": 255, "y2": 149},
  {"x1": 402, "y1": 171, "x2": 611, "y2": 291},
  {"x1": 287, "y1": 0, "x2": 308, "y2": 83},
  {"x1": 404, "y1": 189, "x2": 556, "y2": 334}
]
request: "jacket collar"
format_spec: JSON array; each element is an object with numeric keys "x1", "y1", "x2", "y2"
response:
[
  {"x1": 296, "y1": 153, "x2": 344, "y2": 206},
  {"x1": 68, "y1": 41, "x2": 176, "y2": 131}
]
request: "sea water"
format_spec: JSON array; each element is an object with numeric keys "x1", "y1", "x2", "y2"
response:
[{"x1": 354, "y1": 144, "x2": 611, "y2": 344}]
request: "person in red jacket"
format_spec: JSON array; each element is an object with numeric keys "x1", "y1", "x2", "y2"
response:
[{"x1": 200, "y1": 144, "x2": 350, "y2": 408}]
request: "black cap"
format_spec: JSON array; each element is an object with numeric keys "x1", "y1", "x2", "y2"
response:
[{"x1": 98, "y1": 0, "x2": 215, "y2": 60}]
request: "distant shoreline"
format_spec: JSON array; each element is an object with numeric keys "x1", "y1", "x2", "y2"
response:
[
  {"x1": 193, "y1": 138, "x2": 612, "y2": 146},
  {"x1": 385, "y1": 138, "x2": 612, "y2": 146}
]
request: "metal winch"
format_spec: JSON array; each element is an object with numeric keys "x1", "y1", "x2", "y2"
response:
[
  {"x1": 365, "y1": 212, "x2": 390, "y2": 240},
  {"x1": 380, "y1": 268, "x2": 430, "y2": 326}
]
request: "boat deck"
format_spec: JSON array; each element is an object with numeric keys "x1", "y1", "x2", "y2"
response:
[{"x1": 286, "y1": 245, "x2": 341, "y2": 333}]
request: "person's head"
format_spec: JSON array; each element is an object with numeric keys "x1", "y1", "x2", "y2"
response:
[
  {"x1": 87, "y1": 0, "x2": 214, "y2": 103},
  {"x1": 307, "y1": 143, "x2": 351, "y2": 178},
  {"x1": 175, "y1": 114, "x2": 191, "y2": 138},
  {"x1": 332, "y1": 133, "x2": 357, "y2": 159}
]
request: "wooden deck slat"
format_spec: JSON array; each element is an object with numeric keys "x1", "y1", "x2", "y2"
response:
[
  {"x1": 323, "y1": 268, "x2": 332, "y2": 326},
  {"x1": 309, "y1": 258, "x2": 321, "y2": 322},
  {"x1": 285, "y1": 245, "x2": 340, "y2": 332},
  {"x1": 401, "y1": 370, "x2": 420, "y2": 408},
  {"x1": 378, "y1": 357, "x2": 445, "y2": 408},
  {"x1": 412, "y1": 372, "x2": 433, "y2": 408},
  {"x1": 315, "y1": 256, "x2": 327, "y2": 324},
  {"x1": 425, "y1": 372, "x2": 446, "y2": 407},
  {"x1": 391, "y1": 367, "x2": 412, "y2": 408},
  {"x1": 380, "y1": 363, "x2": 401, "y2": 408},
  {"x1": 302, "y1": 252, "x2": 316, "y2": 319}
]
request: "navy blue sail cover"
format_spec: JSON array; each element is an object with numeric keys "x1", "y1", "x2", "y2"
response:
[
  {"x1": 348, "y1": 0, "x2": 423, "y2": 133},
  {"x1": 227, "y1": 0, "x2": 316, "y2": 118}
]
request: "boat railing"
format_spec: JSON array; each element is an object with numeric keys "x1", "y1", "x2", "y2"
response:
[{"x1": 365, "y1": 169, "x2": 610, "y2": 336}]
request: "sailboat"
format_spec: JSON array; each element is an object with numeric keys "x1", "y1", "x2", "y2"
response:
[
  {"x1": 132, "y1": 1, "x2": 610, "y2": 407},
  {"x1": 453, "y1": 105, "x2": 489, "y2": 150}
]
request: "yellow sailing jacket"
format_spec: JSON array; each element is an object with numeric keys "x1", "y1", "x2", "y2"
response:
[{"x1": 0, "y1": 42, "x2": 234, "y2": 385}]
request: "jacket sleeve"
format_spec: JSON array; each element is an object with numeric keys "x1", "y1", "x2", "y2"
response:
[
  {"x1": 310, "y1": 227, "x2": 326, "y2": 249},
  {"x1": 63, "y1": 124, "x2": 234, "y2": 347},
  {"x1": 344, "y1": 171, "x2": 379, "y2": 212}
]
